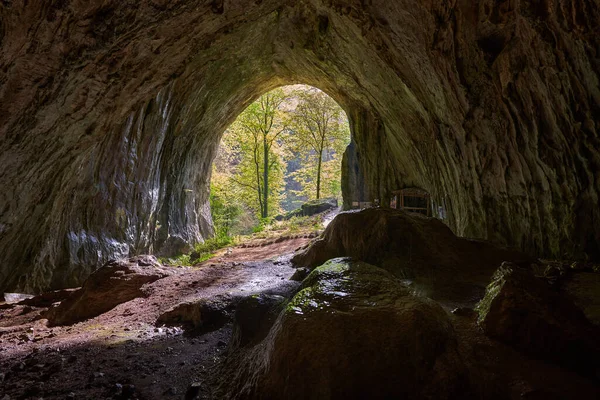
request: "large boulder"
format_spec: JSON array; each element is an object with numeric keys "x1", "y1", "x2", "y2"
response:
[
  {"x1": 477, "y1": 263, "x2": 600, "y2": 377},
  {"x1": 292, "y1": 208, "x2": 532, "y2": 303},
  {"x1": 230, "y1": 294, "x2": 287, "y2": 348},
  {"x1": 562, "y1": 272, "x2": 600, "y2": 327},
  {"x1": 46, "y1": 256, "x2": 170, "y2": 326},
  {"x1": 300, "y1": 198, "x2": 338, "y2": 217},
  {"x1": 156, "y1": 294, "x2": 241, "y2": 335},
  {"x1": 225, "y1": 258, "x2": 470, "y2": 400}
]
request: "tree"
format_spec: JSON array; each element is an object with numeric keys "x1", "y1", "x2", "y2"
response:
[
  {"x1": 226, "y1": 89, "x2": 289, "y2": 219},
  {"x1": 288, "y1": 88, "x2": 350, "y2": 200}
]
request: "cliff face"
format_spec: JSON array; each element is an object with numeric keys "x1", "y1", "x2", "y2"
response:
[{"x1": 1, "y1": 0, "x2": 598, "y2": 292}]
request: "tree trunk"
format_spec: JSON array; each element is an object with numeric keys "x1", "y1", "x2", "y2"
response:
[
  {"x1": 316, "y1": 137, "x2": 326, "y2": 200},
  {"x1": 263, "y1": 137, "x2": 269, "y2": 218},
  {"x1": 316, "y1": 153, "x2": 322, "y2": 200}
]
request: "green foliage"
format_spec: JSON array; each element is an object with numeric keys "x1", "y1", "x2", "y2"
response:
[
  {"x1": 190, "y1": 235, "x2": 236, "y2": 264},
  {"x1": 210, "y1": 184, "x2": 242, "y2": 238},
  {"x1": 287, "y1": 87, "x2": 351, "y2": 200},
  {"x1": 160, "y1": 235, "x2": 236, "y2": 267},
  {"x1": 226, "y1": 88, "x2": 289, "y2": 219},
  {"x1": 210, "y1": 85, "x2": 350, "y2": 236}
]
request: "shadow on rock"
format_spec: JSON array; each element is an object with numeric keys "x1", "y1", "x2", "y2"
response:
[{"x1": 219, "y1": 258, "x2": 472, "y2": 400}]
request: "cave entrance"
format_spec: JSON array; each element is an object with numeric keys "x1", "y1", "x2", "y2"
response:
[{"x1": 209, "y1": 84, "x2": 352, "y2": 241}]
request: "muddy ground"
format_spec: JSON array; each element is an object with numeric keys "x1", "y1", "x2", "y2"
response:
[
  {"x1": 1, "y1": 220, "x2": 599, "y2": 399},
  {"x1": 0, "y1": 238, "x2": 310, "y2": 400}
]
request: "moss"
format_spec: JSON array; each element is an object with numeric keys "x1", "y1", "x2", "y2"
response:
[{"x1": 475, "y1": 266, "x2": 509, "y2": 324}]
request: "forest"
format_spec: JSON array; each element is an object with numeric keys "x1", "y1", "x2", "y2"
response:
[{"x1": 209, "y1": 85, "x2": 351, "y2": 241}]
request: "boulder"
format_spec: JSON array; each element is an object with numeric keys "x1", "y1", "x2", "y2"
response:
[
  {"x1": 3, "y1": 293, "x2": 34, "y2": 303},
  {"x1": 45, "y1": 256, "x2": 170, "y2": 326},
  {"x1": 563, "y1": 272, "x2": 600, "y2": 327},
  {"x1": 158, "y1": 235, "x2": 192, "y2": 258},
  {"x1": 156, "y1": 295, "x2": 240, "y2": 335},
  {"x1": 18, "y1": 288, "x2": 80, "y2": 308},
  {"x1": 477, "y1": 263, "x2": 600, "y2": 377},
  {"x1": 230, "y1": 294, "x2": 286, "y2": 348},
  {"x1": 226, "y1": 258, "x2": 469, "y2": 400},
  {"x1": 300, "y1": 198, "x2": 338, "y2": 217},
  {"x1": 292, "y1": 208, "x2": 532, "y2": 303}
]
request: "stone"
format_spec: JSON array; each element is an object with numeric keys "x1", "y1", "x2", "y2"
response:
[
  {"x1": 158, "y1": 235, "x2": 193, "y2": 258},
  {"x1": 45, "y1": 256, "x2": 170, "y2": 326},
  {"x1": 18, "y1": 288, "x2": 80, "y2": 308},
  {"x1": 477, "y1": 263, "x2": 600, "y2": 377},
  {"x1": 185, "y1": 382, "x2": 202, "y2": 400},
  {"x1": 562, "y1": 272, "x2": 600, "y2": 327},
  {"x1": 156, "y1": 295, "x2": 238, "y2": 334},
  {"x1": 2, "y1": 1, "x2": 599, "y2": 293},
  {"x1": 225, "y1": 258, "x2": 470, "y2": 399},
  {"x1": 230, "y1": 294, "x2": 286, "y2": 348},
  {"x1": 3, "y1": 293, "x2": 34, "y2": 303},
  {"x1": 292, "y1": 208, "x2": 532, "y2": 303},
  {"x1": 300, "y1": 198, "x2": 338, "y2": 217}
]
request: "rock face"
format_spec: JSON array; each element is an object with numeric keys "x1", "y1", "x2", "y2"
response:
[
  {"x1": 293, "y1": 208, "x2": 532, "y2": 303},
  {"x1": 1, "y1": 1, "x2": 599, "y2": 291},
  {"x1": 46, "y1": 256, "x2": 170, "y2": 326},
  {"x1": 477, "y1": 263, "x2": 600, "y2": 377},
  {"x1": 225, "y1": 258, "x2": 469, "y2": 399}
]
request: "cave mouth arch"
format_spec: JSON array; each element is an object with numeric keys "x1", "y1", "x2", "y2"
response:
[
  {"x1": 3, "y1": 0, "x2": 592, "y2": 293},
  {"x1": 209, "y1": 84, "x2": 353, "y2": 238}
]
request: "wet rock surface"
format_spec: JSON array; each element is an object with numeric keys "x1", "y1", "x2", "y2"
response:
[
  {"x1": 293, "y1": 208, "x2": 532, "y2": 304},
  {"x1": 223, "y1": 258, "x2": 470, "y2": 400},
  {"x1": 1, "y1": 0, "x2": 599, "y2": 292},
  {"x1": 45, "y1": 256, "x2": 170, "y2": 326},
  {"x1": 477, "y1": 263, "x2": 600, "y2": 378}
]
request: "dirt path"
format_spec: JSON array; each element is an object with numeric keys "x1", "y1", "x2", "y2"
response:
[
  {"x1": 207, "y1": 236, "x2": 311, "y2": 264},
  {"x1": 0, "y1": 238, "x2": 311, "y2": 400}
]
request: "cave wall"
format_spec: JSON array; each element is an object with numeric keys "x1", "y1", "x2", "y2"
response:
[{"x1": 0, "y1": 0, "x2": 598, "y2": 292}]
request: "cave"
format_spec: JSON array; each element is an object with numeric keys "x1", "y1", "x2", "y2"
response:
[{"x1": 1, "y1": 1, "x2": 599, "y2": 399}]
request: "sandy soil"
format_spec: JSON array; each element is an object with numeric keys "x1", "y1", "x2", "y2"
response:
[{"x1": 0, "y1": 237, "x2": 311, "y2": 400}]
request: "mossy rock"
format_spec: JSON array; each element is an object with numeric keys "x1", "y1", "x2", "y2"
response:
[{"x1": 228, "y1": 258, "x2": 470, "y2": 400}]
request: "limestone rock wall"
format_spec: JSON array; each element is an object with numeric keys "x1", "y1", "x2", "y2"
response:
[{"x1": 1, "y1": 0, "x2": 598, "y2": 291}]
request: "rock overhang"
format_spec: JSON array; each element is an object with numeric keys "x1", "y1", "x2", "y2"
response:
[{"x1": 1, "y1": 0, "x2": 599, "y2": 291}]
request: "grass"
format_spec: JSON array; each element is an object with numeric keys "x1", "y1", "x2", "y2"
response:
[
  {"x1": 161, "y1": 235, "x2": 236, "y2": 267},
  {"x1": 161, "y1": 214, "x2": 325, "y2": 267}
]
